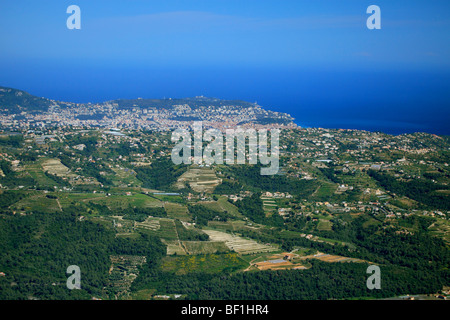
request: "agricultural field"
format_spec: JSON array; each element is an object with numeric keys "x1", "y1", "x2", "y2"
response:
[
  {"x1": 244, "y1": 249, "x2": 364, "y2": 271},
  {"x1": 162, "y1": 239, "x2": 187, "y2": 255},
  {"x1": 261, "y1": 197, "x2": 277, "y2": 213},
  {"x1": 11, "y1": 191, "x2": 62, "y2": 213},
  {"x1": 175, "y1": 166, "x2": 221, "y2": 193},
  {"x1": 336, "y1": 171, "x2": 379, "y2": 190},
  {"x1": 197, "y1": 200, "x2": 223, "y2": 212},
  {"x1": 181, "y1": 241, "x2": 229, "y2": 255},
  {"x1": 135, "y1": 217, "x2": 160, "y2": 231},
  {"x1": 207, "y1": 220, "x2": 246, "y2": 232},
  {"x1": 389, "y1": 197, "x2": 418, "y2": 210},
  {"x1": 241, "y1": 251, "x2": 351, "y2": 271},
  {"x1": 41, "y1": 158, "x2": 74, "y2": 177},
  {"x1": 110, "y1": 166, "x2": 142, "y2": 187},
  {"x1": 315, "y1": 236, "x2": 354, "y2": 247},
  {"x1": 152, "y1": 193, "x2": 185, "y2": 203},
  {"x1": 86, "y1": 193, "x2": 164, "y2": 210},
  {"x1": 57, "y1": 192, "x2": 108, "y2": 207},
  {"x1": 153, "y1": 218, "x2": 179, "y2": 240},
  {"x1": 306, "y1": 252, "x2": 365, "y2": 264},
  {"x1": 130, "y1": 289, "x2": 156, "y2": 300},
  {"x1": 361, "y1": 216, "x2": 382, "y2": 229},
  {"x1": 197, "y1": 196, "x2": 242, "y2": 218},
  {"x1": 254, "y1": 259, "x2": 305, "y2": 271},
  {"x1": 428, "y1": 218, "x2": 450, "y2": 244},
  {"x1": 316, "y1": 219, "x2": 333, "y2": 231},
  {"x1": 23, "y1": 162, "x2": 63, "y2": 189},
  {"x1": 216, "y1": 196, "x2": 241, "y2": 217},
  {"x1": 203, "y1": 229, "x2": 278, "y2": 254},
  {"x1": 90, "y1": 215, "x2": 142, "y2": 236},
  {"x1": 106, "y1": 255, "x2": 147, "y2": 299},
  {"x1": 40, "y1": 158, "x2": 100, "y2": 186},
  {"x1": 111, "y1": 216, "x2": 136, "y2": 234},
  {"x1": 164, "y1": 202, "x2": 190, "y2": 221},
  {"x1": 160, "y1": 253, "x2": 248, "y2": 275},
  {"x1": 311, "y1": 183, "x2": 336, "y2": 199}
]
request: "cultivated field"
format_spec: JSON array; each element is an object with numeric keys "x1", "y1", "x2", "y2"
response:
[
  {"x1": 87, "y1": 193, "x2": 164, "y2": 210},
  {"x1": 110, "y1": 166, "x2": 142, "y2": 187},
  {"x1": 249, "y1": 251, "x2": 364, "y2": 271},
  {"x1": 261, "y1": 197, "x2": 277, "y2": 213},
  {"x1": 428, "y1": 218, "x2": 450, "y2": 244},
  {"x1": 302, "y1": 252, "x2": 365, "y2": 263},
  {"x1": 207, "y1": 220, "x2": 246, "y2": 232},
  {"x1": 317, "y1": 219, "x2": 333, "y2": 231},
  {"x1": 162, "y1": 239, "x2": 187, "y2": 255},
  {"x1": 197, "y1": 197, "x2": 242, "y2": 218},
  {"x1": 135, "y1": 217, "x2": 160, "y2": 231},
  {"x1": 41, "y1": 158, "x2": 74, "y2": 177},
  {"x1": 251, "y1": 252, "x2": 306, "y2": 271},
  {"x1": 154, "y1": 218, "x2": 179, "y2": 240},
  {"x1": 197, "y1": 200, "x2": 223, "y2": 212},
  {"x1": 164, "y1": 202, "x2": 190, "y2": 221},
  {"x1": 216, "y1": 196, "x2": 241, "y2": 216},
  {"x1": 107, "y1": 255, "x2": 147, "y2": 299},
  {"x1": 175, "y1": 167, "x2": 221, "y2": 193},
  {"x1": 182, "y1": 241, "x2": 229, "y2": 255},
  {"x1": 160, "y1": 252, "x2": 248, "y2": 274},
  {"x1": 203, "y1": 229, "x2": 278, "y2": 254},
  {"x1": 11, "y1": 192, "x2": 61, "y2": 213}
]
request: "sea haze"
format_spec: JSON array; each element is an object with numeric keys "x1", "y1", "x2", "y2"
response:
[{"x1": 2, "y1": 62, "x2": 449, "y2": 136}]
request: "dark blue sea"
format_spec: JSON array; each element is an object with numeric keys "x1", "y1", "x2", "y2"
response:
[{"x1": 3, "y1": 62, "x2": 449, "y2": 136}]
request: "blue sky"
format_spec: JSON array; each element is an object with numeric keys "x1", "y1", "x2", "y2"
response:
[
  {"x1": 0, "y1": 1, "x2": 449, "y2": 134},
  {"x1": 1, "y1": 0, "x2": 449, "y2": 69}
]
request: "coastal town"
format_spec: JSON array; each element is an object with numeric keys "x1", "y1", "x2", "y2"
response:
[{"x1": 0, "y1": 87, "x2": 295, "y2": 132}]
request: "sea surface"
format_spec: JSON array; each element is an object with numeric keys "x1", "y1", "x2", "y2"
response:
[{"x1": 3, "y1": 62, "x2": 449, "y2": 136}]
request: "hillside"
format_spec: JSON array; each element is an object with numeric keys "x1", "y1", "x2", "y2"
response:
[
  {"x1": 0, "y1": 86, "x2": 55, "y2": 114},
  {"x1": 0, "y1": 126, "x2": 448, "y2": 301}
]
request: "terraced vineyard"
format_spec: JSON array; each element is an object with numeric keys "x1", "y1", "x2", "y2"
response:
[
  {"x1": 164, "y1": 202, "x2": 190, "y2": 221},
  {"x1": 175, "y1": 166, "x2": 221, "y2": 193},
  {"x1": 203, "y1": 229, "x2": 278, "y2": 254},
  {"x1": 107, "y1": 255, "x2": 147, "y2": 299},
  {"x1": 182, "y1": 241, "x2": 229, "y2": 255},
  {"x1": 136, "y1": 217, "x2": 160, "y2": 231},
  {"x1": 41, "y1": 158, "x2": 74, "y2": 177}
]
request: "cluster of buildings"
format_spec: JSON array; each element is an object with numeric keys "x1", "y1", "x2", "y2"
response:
[{"x1": 0, "y1": 100, "x2": 295, "y2": 132}]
